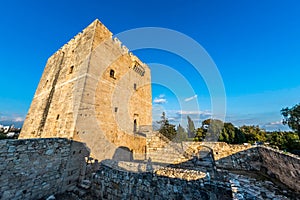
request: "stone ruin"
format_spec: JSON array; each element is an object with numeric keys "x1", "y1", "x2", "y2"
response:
[{"x1": 1, "y1": 19, "x2": 299, "y2": 199}]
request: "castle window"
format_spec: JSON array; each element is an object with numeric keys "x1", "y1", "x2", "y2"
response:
[
  {"x1": 69, "y1": 66, "x2": 74, "y2": 74},
  {"x1": 133, "y1": 63, "x2": 145, "y2": 76},
  {"x1": 56, "y1": 114, "x2": 60, "y2": 120},
  {"x1": 134, "y1": 83, "x2": 137, "y2": 90},
  {"x1": 110, "y1": 69, "x2": 115, "y2": 78},
  {"x1": 115, "y1": 107, "x2": 118, "y2": 112},
  {"x1": 133, "y1": 119, "x2": 137, "y2": 132}
]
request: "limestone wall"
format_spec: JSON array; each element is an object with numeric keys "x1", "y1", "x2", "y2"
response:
[
  {"x1": 20, "y1": 20, "x2": 101, "y2": 139},
  {"x1": 0, "y1": 138, "x2": 89, "y2": 200},
  {"x1": 90, "y1": 163, "x2": 232, "y2": 199},
  {"x1": 147, "y1": 137, "x2": 300, "y2": 193},
  {"x1": 146, "y1": 137, "x2": 253, "y2": 165},
  {"x1": 215, "y1": 147, "x2": 261, "y2": 170},
  {"x1": 258, "y1": 147, "x2": 300, "y2": 192},
  {"x1": 20, "y1": 19, "x2": 152, "y2": 162}
]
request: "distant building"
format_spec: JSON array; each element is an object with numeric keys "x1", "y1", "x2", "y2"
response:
[{"x1": 2, "y1": 126, "x2": 10, "y2": 133}]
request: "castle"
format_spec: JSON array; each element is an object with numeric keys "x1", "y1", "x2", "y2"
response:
[
  {"x1": 19, "y1": 19, "x2": 152, "y2": 161},
  {"x1": 4, "y1": 19, "x2": 297, "y2": 199}
]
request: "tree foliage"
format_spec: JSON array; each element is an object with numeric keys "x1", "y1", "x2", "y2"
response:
[
  {"x1": 219, "y1": 123, "x2": 236, "y2": 144},
  {"x1": 267, "y1": 131, "x2": 300, "y2": 153},
  {"x1": 202, "y1": 119, "x2": 224, "y2": 142},
  {"x1": 157, "y1": 112, "x2": 177, "y2": 140},
  {"x1": 155, "y1": 102, "x2": 300, "y2": 155},
  {"x1": 194, "y1": 127, "x2": 205, "y2": 141},
  {"x1": 175, "y1": 124, "x2": 188, "y2": 142},
  {"x1": 187, "y1": 116, "x2": 196, "y2": 138},
  {"x1": 281, "y1": 104, "x2": 300, "y2": 137},
  {"x1": 239, "y1": 125, "x2": 266, "y2": 144}
]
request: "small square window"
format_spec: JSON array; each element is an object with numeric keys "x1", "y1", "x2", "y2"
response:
[{"x1": 110, "y1": 69, "x2": 115, "y2": 78}]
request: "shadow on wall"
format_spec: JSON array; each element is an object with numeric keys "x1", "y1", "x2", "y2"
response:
[
  {"x1": 214, "y1": 146, "x2": 300, "y2": 194},
  {"x1": 92, "y1": 161, "x2": 232, "y2": 200},
  {"x1": 112, "y1": 146, "x2": 133, "y2": 161}
]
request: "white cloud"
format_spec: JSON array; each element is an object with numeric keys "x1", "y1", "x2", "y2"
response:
[
  {"x1": 261, "y1": 121, "x2": 290, "y2": 131},
  {"x1": 0, "y1": 114, "x2": 25, "y2": 123},
  {"x1": 269, "y1": 121, "x2": 282, "y2": 125},
  {"x1": 176, "y1": 110, "x2": 211, "y2": 116},
  {"x1": 184, "y1": 94, "x2": 197, "y2": 102},
  {"x1": 153, "y1": 94, "x2": 167, "y2": 104},
  {"x1": 177, "y1": 110, "x2": 202, "y2": 115},
  {"x1": 13, "y1": 117, "x2": 25, "y2": 122}
]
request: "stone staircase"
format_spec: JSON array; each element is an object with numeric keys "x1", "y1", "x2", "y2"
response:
[
  {"x1": 146, "y1": 131, "x2": 192, "y2": 164},
  {"x1": 146, "y1": 132, "x2": 217, "y2": 175}
]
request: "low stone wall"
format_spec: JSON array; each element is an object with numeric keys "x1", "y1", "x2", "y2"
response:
[
  {"x1": 0, "y1": 138, "x2": 89, "y2": 199},
  {"x1": 1, "y1": 137, "x2": 299, "y2": 199},
  {"x1": 146, "y1": 135, "x2": 253, "y2": 165},
  {"x1": 90, "y1": 163, "x2": 232, "y2": 200},
  {"x1": 215, "y1": 147, "x2": 261, "y2": 170},
  {"x1": 206, "y1": 144, "x2": 300, "y2": 193},
  {"x1": 259, "y1": 146, "x2": 300, "y2": 192}
]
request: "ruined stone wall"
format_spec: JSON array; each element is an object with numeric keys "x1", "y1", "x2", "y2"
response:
[
  {"x1": 258, "y1": 147, "x2": 300, "y2": 192},
  {"x1": 147, "y1": 136, "x2": 300, "y2": 193},
  {"x1": 1, "y1": 138, "x2": 299, "y2": 199},
  {"x1": 0, "y1": 138, "x2": 89, "y2": 200},
  {"x1": 90, "y1": 163, "x2": 232, "y2": 200},
  {"x1": 20, "y1": 19, "x2": 152, "y2": 162},
  {"x1": 214, "y1": 147, "x2": 261, "y2": 170},
  {"x1": 146, "y1": 137, "x2": 253, "y2": 165},
  {"x1": 198, "y1": 143, "x2": 300, "y2": 192}
]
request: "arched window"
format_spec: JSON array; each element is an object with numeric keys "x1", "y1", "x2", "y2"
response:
[{"x1": 110, "y1": 69, "x2": 115, "y2": 78}]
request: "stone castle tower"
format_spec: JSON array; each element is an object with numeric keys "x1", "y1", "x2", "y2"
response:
[{"x1": 20, "y1": 19, "x2": 152, "y2": 161}]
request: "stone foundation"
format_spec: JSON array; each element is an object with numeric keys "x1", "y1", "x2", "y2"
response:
[
  {"x1": 0, "y1": 138, "x2": 299, "y2": 199},
  {"x1": 0, "y1": 138, "x2": 89, "y2": 199}
]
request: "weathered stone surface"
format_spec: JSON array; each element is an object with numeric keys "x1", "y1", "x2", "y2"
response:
[
  {"x1": 258, "y1": 146, "x2": 300, "y2": 193},
  {"x1": 4, "y1": 19, "x2": 299, "y2": 199},
  {"x1": 90, "y1": 163, "x2": 232, "y2": 200},
  {"x1": 0, "y1": 138, "x2": 89, "y2": 200},
  {"x1": 19, "y1": 19, "x2": 152, "y2": 162}
]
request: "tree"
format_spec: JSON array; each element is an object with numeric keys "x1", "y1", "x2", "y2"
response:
[
  {"x1": 194, "y1": 127, "x2": 205, "y2": 142},
  {"x1": 217, "y1": 122, "x2": 246, "y2": 144},
  {"x1": 233, "y1": 128, "x2": 246, "y2": 144},
  {"x1": 219, "y1": 123, "x2": 235, "y2": 143},
  {"x1": 239, "y1": 125, "x2": 266, "y2": 144},
  {"x1": 267, "y1": 131, "x2": 300, "y2": 154},
  {"x1": 202, "y1": 119, "x2": 224, "y2": 142},
  {"x1": 187, "y1": 116, "x2": 196, "y2": 138},
  {"x1": 157, "y1": 112, "x2": 177, "y2": 140},
  {"x1": 281, "y1": 104, "x2": 300, "y2": 137},
  {"x1": 175, "y1": 124, "x2": 188, "y2": 142}
]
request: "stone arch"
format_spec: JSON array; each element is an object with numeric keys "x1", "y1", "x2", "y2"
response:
[{"x1": 112, "y1": 146, "x2": 133, "y2": 161}]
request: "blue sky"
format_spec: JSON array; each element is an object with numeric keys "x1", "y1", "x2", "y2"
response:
[{"x1": 0, "y1": 1, "x2": 299, "y2": 130}]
